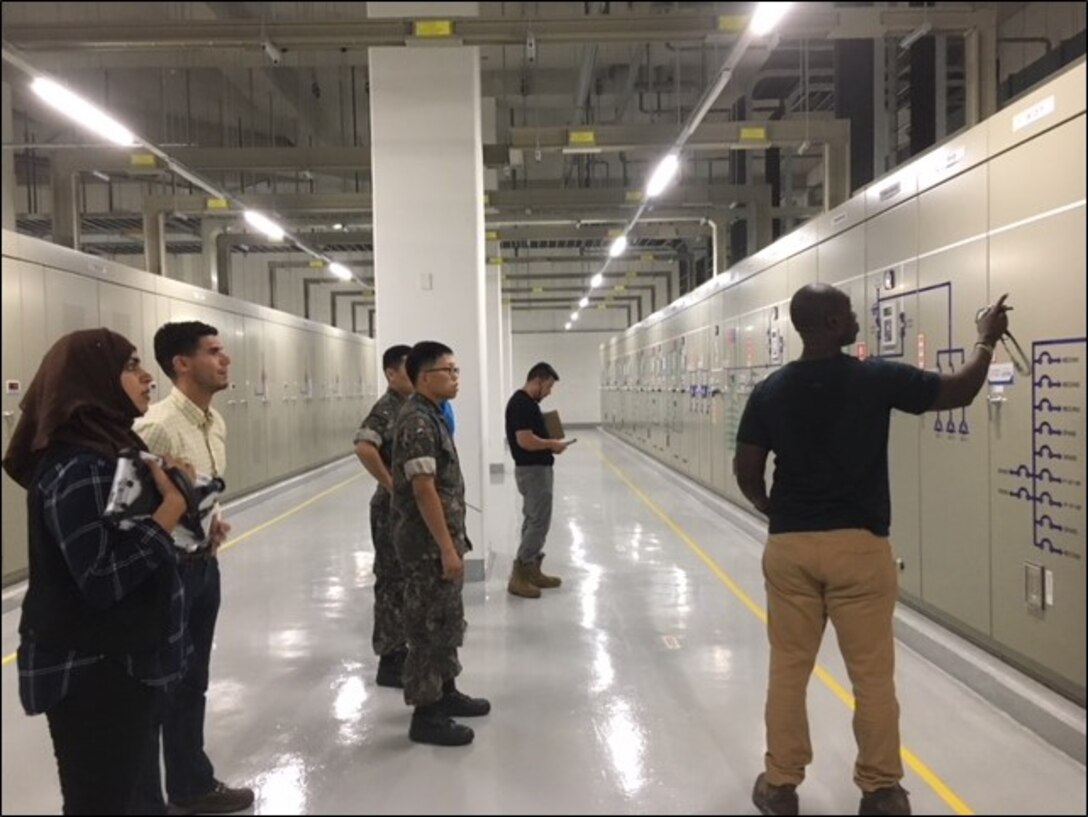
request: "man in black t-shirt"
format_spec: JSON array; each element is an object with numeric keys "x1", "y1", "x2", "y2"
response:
[
  {"x1": 504, "y1": 362, "x2": 568, "y2": 598},
  {"x1": 736, "y1": 283, "x2": 1010, "y2": 817}
]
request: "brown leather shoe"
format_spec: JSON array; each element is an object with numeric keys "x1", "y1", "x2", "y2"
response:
[
  {"x1": 859, "y1": 783, "x2": 911, "y2": 816},
  {"x1": 752, "y1": 772, "x2": 799, "y2": 816},
  {"x1": 169, "y1": 780, "x2": 255, "y2": 815}
]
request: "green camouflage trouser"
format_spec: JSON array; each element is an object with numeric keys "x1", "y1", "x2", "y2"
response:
[
  {"x1": 370, "y1": 496, "x2": 406, "y2": 657},
  {"x1": 401, "y1": 558, "x2": 465, "y2": 707}
]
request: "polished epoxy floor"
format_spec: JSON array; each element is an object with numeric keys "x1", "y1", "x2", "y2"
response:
[{"x1": 2, "y1": 430, "x2": 1085, "y2": 814}]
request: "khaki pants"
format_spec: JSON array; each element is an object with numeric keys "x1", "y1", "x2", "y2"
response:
[{"x1": 762, "y1": 529, "x2": 903, "y2": 792}]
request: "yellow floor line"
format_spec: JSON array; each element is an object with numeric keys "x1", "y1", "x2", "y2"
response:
[
  {"x1": 593, "y1": 441, "x2": 974, "y2": 816},
  {"x1": 2, "y1": 473, "x2": 363, "y2": 669}
]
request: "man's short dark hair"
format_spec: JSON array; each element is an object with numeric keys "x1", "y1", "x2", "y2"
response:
[
  {"x1": 382, "y1": 344, "x2": 412, "y2": 373},
  {"x1": 154, "y1": 321, "x2": 219, "y2": 381},
  {"x1": 526, "y1": 362, "x2": 559, "y2": 382},
  {"x1": 406, "y1": 341, "x2": 454, "y2": 385}
]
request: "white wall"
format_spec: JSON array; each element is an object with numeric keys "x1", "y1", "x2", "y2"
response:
[{"x1": 512, "y1": 331, "x2": 613, "y2": 425}]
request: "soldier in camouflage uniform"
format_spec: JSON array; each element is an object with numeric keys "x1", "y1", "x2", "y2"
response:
[
  {"x1": 353, "y1": 344, "x2": 414, "y2": 688},
  {"x1": 391, "y1": 341, "x2": 491, "y2": 747}
]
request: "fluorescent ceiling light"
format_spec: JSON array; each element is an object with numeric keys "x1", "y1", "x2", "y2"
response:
[
  {"x1": 590, "y1": 272, "x2": 604, "y2": 288},
  {"x1": 609, "y1": 235, "x2": 628, "y2": 258},
  {"x1": 900, "y1": 21, "x2": 933, "y2": 50},
  {"x1": 329, "y1": 262, "x2": 352, "y2": 281},
  {"x1": 570, "y1": 311, "x2": 580, "y2": 321},
  {"x1": 31, "y1": 77, "x2": 136, "y2": 146},
  {"x1": 564, "y1": 322, "x2": 572, "y2": 330},
  {"x1": 332, "y1": 223, "x2": 344, "y2": 231},
  {"x1": 646, "y1": 153, "x2": 680, "y2": 198},
  {"x1": 244, "y1": 210, "x2": 285, "y2": 241},
  {"x1": 579, "y1": 296, "x2": 589, "y2": 308},
  {"x1": 750, "y1": 2, "x2": 793, "y2": 37}
]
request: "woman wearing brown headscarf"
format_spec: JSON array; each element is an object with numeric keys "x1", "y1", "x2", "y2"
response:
[{"x1": 2, "y1": 328, "x2": 192, "y2": 815}]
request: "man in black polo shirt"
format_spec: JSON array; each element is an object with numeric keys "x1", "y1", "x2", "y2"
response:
[
  {"x1": 735, "y1": 283, "x2": 1010, "y2": 817},
  {"x1": 505, "y1": 362, "x2": 568, "y2": 599}
]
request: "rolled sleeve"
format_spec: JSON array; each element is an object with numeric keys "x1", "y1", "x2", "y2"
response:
[
  {"x1": 354, "y1": 428, "x2": 383, "y2": 448},
  {"x1": 404, "y1": 456, "x2": 437, "y2": 478}
]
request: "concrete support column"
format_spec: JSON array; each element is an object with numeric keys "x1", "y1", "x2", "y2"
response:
[
  {"x1": 201, "y1": 219, "x2": 225, "y2": 293},
  {"x1": 51, "y1": 158, "x2": 79, "y2": 249},
  {"x1": 823, "y1": 138, "x2": 851, "y2": 211},
  {"x1": 749, "y1": 186, "x2": 773, "y2": 255},
  {"x1": 143, "y1": 209, "x2": 166, "y2": 276},
  {"x1": 706, "y1": 210, "x2": 732, "y2": 276},
  {"x1": 2, "y1": 82, "x2": 14, "y2": 231},
  {"x1": 485, "y1": 242, "x2": 505, "y2": 472},
  {"x1": 502, "y1": 301, "x2": 514, "y2": 412},
  {"x1": 370, "y1": 45, "x2": 489, "y2": 580},
  {"x1": 964, "y1": 13, "x2": 998, "y2": 127},
  {"x1": 216, "y1": 230, "x2": 233, "y2": 298}
]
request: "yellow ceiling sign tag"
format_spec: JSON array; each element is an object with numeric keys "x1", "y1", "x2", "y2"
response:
[
  {"x1": 488, "y1": 256, "x2": 503, "y2": 266},
  {"x1": 624, "y1": 190, "x2": 643, "y2": 203},
  {"x1": 206, "y1": 198, "x2": 229, "y2": 210},
  {"x1": 414, "y1": 20, "x2": 453, "y2": 38},
  {"x1": 607, "y1": 227, "x2": 625, "y2": 239},
  {"x1": 740, "y1": 127, "x2": 767, "y2": 141},
  {"x1": 130, "y1": 153, "x2": 157, "y2": 167},
  {"x1": 485, "y1": 230, "x2": 498, "y2": 240},
  {"x1": 568, "y1": 130, "x2": 597, "y2": 146},
  {"x1": 532, "y1": 286, "x2": 544, "y2": 294},
  {"x1": 615, "y1": 284, "x2": 626, "y2": 292},
  {"x1": 718, "y1": 15, "x2": 747, "y2": 32},
  {"x1": 640, "y1": 252, "x2": 654, "y2": 262},
  {"x1": 309, "y1": 260, "x2": 325, "y2": 268}
]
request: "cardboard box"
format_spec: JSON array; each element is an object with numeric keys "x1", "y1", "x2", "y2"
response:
[{"x1": 542, "y1": 410, "x2": 565, "y2": 440}]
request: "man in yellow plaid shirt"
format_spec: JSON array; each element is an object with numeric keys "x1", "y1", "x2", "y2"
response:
[{"x1": 133, "y1": 321, "x2": 253, "y2": 815}]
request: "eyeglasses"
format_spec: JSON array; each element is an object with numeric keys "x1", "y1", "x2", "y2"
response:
[{"x1": 424, "y1": 365, "x2": 460, "y2": 377}]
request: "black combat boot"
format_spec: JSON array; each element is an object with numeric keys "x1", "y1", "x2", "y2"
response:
[
  {"x1": 438, "y1": 678, "x2": 491, "y2": 717},
  {"x1": 376, "y1": 646, "x2": 407, "y2": 688},
  {"x1": 409, "y1": 702, "x2": 474, "y2": 746}
]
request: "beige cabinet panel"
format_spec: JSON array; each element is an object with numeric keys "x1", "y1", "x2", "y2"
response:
[
  {"x1": 918, "y1": 165, "x2": 988, "y2": 255},
  {"x1": 915, "y1": 241, "x2": 991, "y2": 630},
  {"x1": 817, "y1": 227, "x2": 865, "y2": 289},
  {"x1": 988, "y1": 208, "x2": 1086, "y2": 694},
  {"x1": 866, "y1": 199, "x2": 919, "y2": 273},
  {"x1": 2, "y1": 261, "x2": 28, "y2": 579},
  {"x1": 989, "y1": 118, "x2": 1086, "y2": 230},
  {"x1": 44, "y1": 267, "x2": 98, "y2": 340},
  {"x1": 243, "y1": 316, "x2": 270, "y2": 491}
]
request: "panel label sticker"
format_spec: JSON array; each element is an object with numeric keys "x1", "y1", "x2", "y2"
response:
[{"x1": 988, "y1": 362, "x2": 1015, "y2": 385}]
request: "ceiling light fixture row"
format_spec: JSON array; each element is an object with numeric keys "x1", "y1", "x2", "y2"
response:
[
  {"x1": 564, "y1": 3, "x2": 791, "y2": 329},
  {"x1": 3, "y1": 43, "x2": 362, "y2": 287}
]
